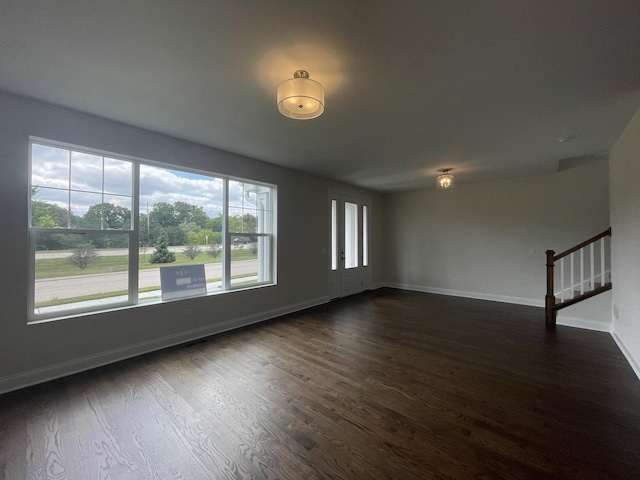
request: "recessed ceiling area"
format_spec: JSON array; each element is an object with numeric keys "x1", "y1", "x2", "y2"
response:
[{"x1": 1, "y1": 1, "x2": 639, "y2": 191}]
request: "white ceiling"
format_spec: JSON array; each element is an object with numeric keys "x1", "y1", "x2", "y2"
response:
[{"x1": 1, "y1": 1, "x2": 639, "y2": 191}]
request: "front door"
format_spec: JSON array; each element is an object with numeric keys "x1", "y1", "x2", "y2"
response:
[{"x1": 329, "y1": 193, "x2": 370, "y2": 299}]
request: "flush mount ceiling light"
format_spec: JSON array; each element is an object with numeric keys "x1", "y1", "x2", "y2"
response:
[
  {"x1": 436, "y1": 168, "x2": 455, "y2": 189},
  {"x1": 277, "y1": 70, "x2": 325, "y2": 120}
]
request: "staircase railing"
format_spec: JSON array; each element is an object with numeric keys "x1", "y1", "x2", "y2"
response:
[{"x1": 545, "y1": 228, "x2": 612, "y2": 325}]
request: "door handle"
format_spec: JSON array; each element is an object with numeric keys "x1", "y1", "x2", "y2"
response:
[{"x1": 341, "y1": 251, "x2": 345, "y2": 261}]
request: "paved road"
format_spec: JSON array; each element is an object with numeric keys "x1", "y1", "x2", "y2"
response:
[
  {"x1": 36, "y1": 245, "x2": 216, "y2": 259},
  {"x1": 35, "y1": 259, "x2": 259, "y2": 303}
]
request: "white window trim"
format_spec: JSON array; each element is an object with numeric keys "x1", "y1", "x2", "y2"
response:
[{"x1": 28, "y1": 137, "x2": 277, "y2": 322}]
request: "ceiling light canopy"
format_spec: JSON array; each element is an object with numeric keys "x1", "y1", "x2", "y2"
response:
[
  {"x1": 436, "y1": 168, "x2": 455, "y2": 189},
  {"x1": 277, "y1": 70, "x2": 324, "y2": 120}
]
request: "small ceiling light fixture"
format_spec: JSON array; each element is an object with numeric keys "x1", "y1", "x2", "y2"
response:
[
  {"x1": 436, "y1": 168, "x2": 455, "y2": 189},
  {"x1": 277, "y1": 70, "x2": 325, "y2": 120}
]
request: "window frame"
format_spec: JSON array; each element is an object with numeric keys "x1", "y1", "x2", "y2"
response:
[
  {"x1": 225, "y1": 180, "x2": 276, "y2": 290},
  {"x1": 28, "y1": 137, "x2": 277, "y2": 322}
]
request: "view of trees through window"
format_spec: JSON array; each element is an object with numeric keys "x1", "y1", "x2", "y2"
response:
[{"x1": 30, "y1": 141, "x2": 275, "y2": 319}]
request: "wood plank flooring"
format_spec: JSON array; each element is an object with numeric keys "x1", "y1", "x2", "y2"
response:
[{"x1": 2, "y1": 288, "x2": 640, "y2": 479}]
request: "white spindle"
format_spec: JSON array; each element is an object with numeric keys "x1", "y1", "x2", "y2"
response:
[
  {"x1": 601, "y1": 237, "x2": 606, "y2": 285},
  {"x1": 570, "y1": 253, "x2": 575, "y2": 298},
  {"x1": 590, "y1": 243, "x2": 595, "y2": 289},
  {"x1": 560, "y1": 257, "x2": 565, "y2": 301},
  {"x1": 580, "y1": 248, "x2": 584, "y2": 295}
]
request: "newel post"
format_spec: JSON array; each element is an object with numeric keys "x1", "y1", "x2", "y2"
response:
[{"x1": 545, "y1": 250, "x2": 556, "y2": 325}]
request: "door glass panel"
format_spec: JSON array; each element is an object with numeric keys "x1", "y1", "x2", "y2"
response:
[
  {"x1": 344, "y1": 202, "x2": 358, "y2": 269},
  {"x1": 363, "y1": 205, "x2": 368, "y2": 267},
  {"x1": 331, "y1": 200, "x2": 337, "y2": 270}
]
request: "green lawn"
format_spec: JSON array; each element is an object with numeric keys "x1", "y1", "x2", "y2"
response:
[
  {"x1": 35, "y1": 249, "x2": 257, "y2": 279},
  {"x1": 34, "y1": 272, "x2": 255, "y2": 308}
]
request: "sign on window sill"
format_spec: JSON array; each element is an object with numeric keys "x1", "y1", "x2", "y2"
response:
[{"x1": 160, "y1": 264, "x2": 207, "y2": 301}]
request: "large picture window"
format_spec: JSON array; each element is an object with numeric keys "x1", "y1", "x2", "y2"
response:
[{"x1": 29, "y1": 138, "x2": 276, "y2": 320}]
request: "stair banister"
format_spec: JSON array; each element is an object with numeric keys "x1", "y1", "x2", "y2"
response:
[
  {"x1": 545, "y1": 228, "x2": 611, "y2": 325},
  {"x1": 545, "y1": 249, "x2": 556, "y2": 324}
]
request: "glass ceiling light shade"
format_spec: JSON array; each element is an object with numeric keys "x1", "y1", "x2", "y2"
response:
[
  {"x1": 436, "y1": 168, "x2": 455, "y2": 189},
  {"x1": 277, "y1": 70, "x2": 325, "y2": 120}
]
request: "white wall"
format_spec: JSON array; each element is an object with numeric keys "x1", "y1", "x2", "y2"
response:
[
  {"x1": 0, "y1": 91, "x2": 383, "y2": 393},
  {"x1": 610, "y1": 105, "x2": 640, "y2": 378},
  {"x1": 383, "y1": 159, "x2": 612, "y2": 329}
]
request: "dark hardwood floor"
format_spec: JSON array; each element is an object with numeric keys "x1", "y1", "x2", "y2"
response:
[{"x1": 2, "y1": 288, "x2": 640, "y2": 479}]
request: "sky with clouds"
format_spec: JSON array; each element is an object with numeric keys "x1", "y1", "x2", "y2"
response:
[{"x1": 31, "y1": 143, "x2": 268, "y2": 218}]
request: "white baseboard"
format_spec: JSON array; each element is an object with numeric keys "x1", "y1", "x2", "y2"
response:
[
  {"x1": 611, "y1": 331, "x2": 640, "y2": 381},
  {"x1": 385, "y1": 282, "x2": 543, "y2": 307},
  {"x1": 556, "y1": 315, "x2": 611, "y2": 332},
  {"x1": 385, "y1": 283, "x2": 616, "y2": 331},
  {"x1": 0, "y1": 296, "x2": 329, "y2": 395}
]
